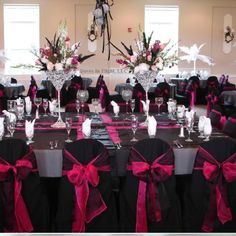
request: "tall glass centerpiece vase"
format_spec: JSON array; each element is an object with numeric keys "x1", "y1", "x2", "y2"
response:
[
  {"x1": 46, "y1": 70, "x2": 72, "y2": 128},
  {"x1": 135, "y1": 70, "x2": 158, "y2": 117}
]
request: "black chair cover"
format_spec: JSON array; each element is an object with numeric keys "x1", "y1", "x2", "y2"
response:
[
  {"x1": 0, "y1": 139, "x2": 49, "y2": 232},
  {"x1": 55, "y1": 139, "x2": 118, "y2": 232},
  {"x1": 223, "y1": 114, "x2": 236, "y2": 138},
  {"x1": 119, "y1": 138, "x2": 182, "y2": 232},
  {"x1": 183, "y1": 138, "x2": 236, "y2": 232}
]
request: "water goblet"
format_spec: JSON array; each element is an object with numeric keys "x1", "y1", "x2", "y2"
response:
[
  {"x1": 121, "y1": 89, "x2": 132, "y2": 116},
  {"x1": 77, "y1": 90, "x2": 89, "y2": 115},
  {"x1": 185, "y1": 118, "x2": 193, "y2": 142},
  {"x1": 42, "y1": 98, "x2": 49, "y2": 117},
  {"x1": 65, "y1": 117, "x2": 73, "y2": 143},
  {"x1": 155, "y1": 97, "x2": 164, "y2": 116},
  {"x1": 34, "y1": 97, "x2": 42, "y2": 119},
  {"x1": 130, "y1": 115, "x2": 138, "y2": 142}
]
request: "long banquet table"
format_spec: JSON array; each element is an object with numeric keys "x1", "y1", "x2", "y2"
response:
[{"x1": 11, "y1": 111, "x2": 230, "y2": 177}]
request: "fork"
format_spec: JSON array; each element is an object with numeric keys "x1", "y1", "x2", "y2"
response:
[{"x1": 173, "y1": 140, "x2": 181, "y2": 148}]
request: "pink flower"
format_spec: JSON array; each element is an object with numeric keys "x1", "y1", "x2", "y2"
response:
[
  {"x1": 71, "y1": 56, "x2": 78, "y2": 65},
  {"x1": 116, "y1": 59, "x2": 127, "y2": 65}
]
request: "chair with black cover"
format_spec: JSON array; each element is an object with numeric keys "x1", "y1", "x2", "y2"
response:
[
  {"x1": 67, "y1": 75, "x2": 83, "y2": 103},
  {"x1": 55, "y1": 139, "x2": 118, "y2": 232},
  {"x1": 223, "y1": 113, "x2": 236, "y2": 139},
  {"x1": 175, "y1": 79, "x2": 190, "y2": 107},
  {"x1": 183, "y1": 137, "x2": 236, "y2": 232},
  {"x1": 27, "y1": 76, "x2": 38, "y2": 102},
  {"x1": 0, "y1": 138, "x2": 49, "y2": 232},
  {"x1": 209, "y1": 104, "x2": 224, "y2": 129},
  {"x1": 119, "y1": 138, "x2": 182, "y2": 232},
  {"x1": 206, "y1": 76, "x2": 219, "y2": 93},
  {"x1": 132, "y1": 83, "x2": 146, "y2": 112},
  {"x1": 10, "y1": 77, "x2": 17, "y2": 84},
  {"x1": 0, "y1": 84, "x2": 6, "y2": 114}
]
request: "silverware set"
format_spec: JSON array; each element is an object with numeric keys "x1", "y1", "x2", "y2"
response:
[{"x1": 49, "y1": 140, "x2": 58, "y2": 149}]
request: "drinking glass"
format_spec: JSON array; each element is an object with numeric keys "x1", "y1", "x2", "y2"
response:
[
  {"x1": 77, "y1": 90, "x2": 89, "y2": 115},
  {"x1": 65, "y1": 117, "x2": 73, "y2": 143},
  {"x1": 7, "y1": 120, "x2": 16, "y2": 137},
  {"x1": 185, "y1": 118, "x2": 193, "y2": 142},
  {"x1": 25, "y1": 102, "x2": 32, "y2": 117},
  {"x1": 7, "y1": 100, "x2": 16, "y2": 113},
  {"x1": 203, "y1": 122, "x2": 212, "y2": 142},
  {"x1": 130, "y1": 115, "x2": 138, "y2": 142},
  {"x1": 198, "y1": 116, "x2": 205, "y2": 138},
  {"x1": 92, "y1": 98, "x2": 99, "y2": 118},
  {"x1": 25, "y1": 127, "x2": 34, "y2": 145},
  {"x1": 42, "y1": 98, "x2": 49, "y2": 117},
  {"x1": 155, "y1": 97, "x2": 163, "y2": 116},
  {"x1": 75, "y1": 99, "x2": 80, "y2": 118},
  {"x1": 130, "y1": 99, "x2": 135, "y2": 114},
  {"x1": 34, "y1": 97, "x2": 42, "y2": 119},
  {"x1": 121, "y1": 89, "x2": 132, "y2": 115}
]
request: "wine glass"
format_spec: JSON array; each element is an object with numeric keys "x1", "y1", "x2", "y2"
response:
[
  {"x1": 7, "y1": 119, "x2": 16, "y2": 138},
  {"x1": 42, "y1": 98, "x2": 49, "y2": 117},
  {"x1": 155, "y1": 97, "x2": 163, "y2": 116},
  {"x1": 130, "y1": 99, "x2": 135, "y2": 114},
  {"x1": 92, "y1": 98, "x2": 99, "y2": 118},
  {"x1": 34, "y1": 97, "x2": 42, "y2": 119},
  {"x1": 77, "y1": 90, "x2": 89, "y2": 115},
  {"x1": 65, "y1": 117, "x2": 73, "y2": 143},
  {"x1": 185, "y1": 118, "x2": 193, "y2": 142},
  {"x1": 130, "y1": 115, "x2": 138, "y2": 142},
  {"x1": 75, "y1": 99, "x2": 80, "y2": 118},
  {"x1": 121, "y1": 89, "x2": 132, "y2": 115}
]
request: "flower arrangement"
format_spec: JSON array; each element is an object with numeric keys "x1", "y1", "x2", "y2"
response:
[
  {"x1": 33, "y1": 21, "x2": 95, "y2": 72},
  {"x1": 112, "y1": 30, "x2": 178, "y2": 74}
]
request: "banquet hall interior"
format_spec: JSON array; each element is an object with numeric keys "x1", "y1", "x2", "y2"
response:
[{"x1": 0, "y1": 0, "x2": 236, "y2": 233}]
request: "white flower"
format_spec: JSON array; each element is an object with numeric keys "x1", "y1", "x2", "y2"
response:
[
  {"x1": 41, "y1": 58, "x2": 48, "y2": 64},
  {"x1": 66, "y1": 58, "x2": 72, "y2": 65},
  {"x1": 55, "y1": 63, "x2": 63, "y2": 71},
  {"x1": 134, "y1": 63, "x2": 150, "y2": 74},
  {"x1": 130, "y1": 55, "x2": 137, "y2": 63},
  {"x1": 93, "y1": 8, "x2": 103, "y2": 18}
]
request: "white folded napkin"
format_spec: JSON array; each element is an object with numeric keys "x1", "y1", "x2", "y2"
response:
[
  {"x1": 203, "y1": 118, "x2": 212, "y2": 136},
  {"x1": 167, "y1": 101, "x2": 175, "y2": 113},
  {"x1": 198, "y1": 115, "x2": 206, "y2": 131},
  {"x1": 49, "y1": 100, "x2": 57, "y2": 113},
  {"x1": 141, "y1": 100, "x2": 150, "y2": 113},
  {"x1": 2, "y1": 110, "x2": 17, "y2": 123},
  {"x1": 25, "y1": 96, "x2": 32, "y2": 113},
  {"x1": 25, "y1": 119, "x2": 35, "y2": 139},
  {"x1": 147, "y1": 115, "x2": 157, "y2": 137},
  {"x1": 82, "y1": 118, "x2": 92, "y2": 138},
  {"x1": 111, "y1": 100, "x2": 120, "y2": 115}
]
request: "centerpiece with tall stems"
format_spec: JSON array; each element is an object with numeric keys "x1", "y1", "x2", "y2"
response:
[
  {"x1": 32, "y1": 21, "x2": 95, "y2": 128},
  {"x1": 112, "y1": 27, "x2": 178, "y2": 120}
]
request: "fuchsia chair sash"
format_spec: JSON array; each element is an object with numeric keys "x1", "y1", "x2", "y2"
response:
[
  {"x1": 194, "y1": 147, "x2": 236, "y2": 232},
  {"x1": 229, "y1": 117, "x2": 236, "y2": 123},
  {"x1": 127, "y1": 147, "x2": 174, "y2": 232},
  {"x1": 62, "y1": 148, "x2": 111, "y2": 232},
  {"x1": 0, "y1": 147, "x2": 36, "y2": 232}
]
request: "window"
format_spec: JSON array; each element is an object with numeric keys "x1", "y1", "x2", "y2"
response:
[
  {"x1": 4, "y1": 4, "x2": 40, "y2": 74},
  {"x1": 145, "y1": 5, "x2": 179, "y2": 74}
]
